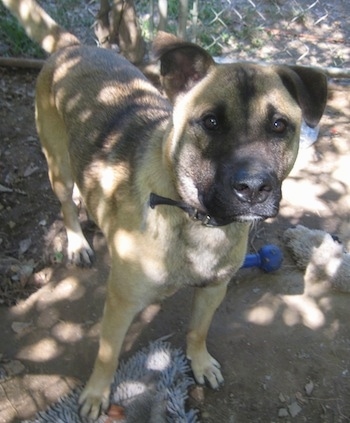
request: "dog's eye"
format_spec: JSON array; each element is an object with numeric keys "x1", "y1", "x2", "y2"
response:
[
  {"x1": 202, "y1": 114, "x2": 219, "y2": 131},
  {"x1": 272, "y1": 118, "x2": 288, "y2": 134}
]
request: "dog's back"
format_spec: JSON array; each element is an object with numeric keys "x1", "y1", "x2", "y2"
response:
[{"x1": 37, "y1": 44, "x2": 171, "y2": 193}]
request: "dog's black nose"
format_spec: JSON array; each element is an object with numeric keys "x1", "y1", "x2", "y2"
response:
[{"x1": 232, "y1": 172, "x2": 273, "y2": 204}]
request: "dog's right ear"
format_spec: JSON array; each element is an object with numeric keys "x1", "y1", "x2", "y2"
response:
[{"x1": 153, "y1": 31, "x2": 215, "y2": 103}]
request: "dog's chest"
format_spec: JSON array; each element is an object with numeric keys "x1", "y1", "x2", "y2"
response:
[
  {"x1": 146, "y1": 220, "x2": 250, "y2": 290},
  {"x1": 177, "y1": 225, "x2": 248, "y2": 285}
]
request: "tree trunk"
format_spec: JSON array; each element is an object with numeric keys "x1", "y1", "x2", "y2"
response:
[
  {"x1": 177, "y1": 0, "x2": 188, "y2": 39},
  {"x1": 191, "y1": 0, "x2": 199, "y2": 42},
  {"x1": 158, "y1": 0, "x2": 168, "y2": 31},
  {"x1": 94, "y1": 0, "x2": 112, "y2": 48},
  {"x1": 95, "y1": 0, "x2": 145, "y2": 65}
]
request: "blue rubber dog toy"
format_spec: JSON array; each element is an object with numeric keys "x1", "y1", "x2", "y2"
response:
[{"x1": 241, "y1": 244, "x2": 283, "y2": 273}]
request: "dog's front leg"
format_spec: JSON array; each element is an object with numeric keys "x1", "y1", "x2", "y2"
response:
[
  {"x1": 79, "y1": 273, "x2": 143, "y2": 419},
  {"x1": 186, "y1": 282, "x2": 229, "y2": 389}
]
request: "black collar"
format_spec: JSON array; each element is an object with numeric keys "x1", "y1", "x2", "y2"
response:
[{"x1": 149, "y1": 193, "x2": 218, "y2": 227}]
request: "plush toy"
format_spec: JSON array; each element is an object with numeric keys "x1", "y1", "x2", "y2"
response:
[{"x1": 283, "y1": 225, "x2": 350, "y2": 293}]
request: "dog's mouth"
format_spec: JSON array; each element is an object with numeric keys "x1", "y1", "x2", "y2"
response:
[{"x1": 149, "y1": 193, "x2": 266, "y2": 227}]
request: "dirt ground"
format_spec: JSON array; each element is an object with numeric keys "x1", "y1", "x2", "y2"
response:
[{"x1": 1, "y1": 1, "x2": 350, "y2": 422}]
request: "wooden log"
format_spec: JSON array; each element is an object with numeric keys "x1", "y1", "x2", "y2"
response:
[
  {"x1": 0, "y1": 55, "x2": 349, "y2": 81},
  {"x1": 0, "y1": 57, "x2": 45, "y2": 69}
]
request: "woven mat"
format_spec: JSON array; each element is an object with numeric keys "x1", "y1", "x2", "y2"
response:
[{"x1": 25, "y1": 339, "x2": 198, "y2": 423}]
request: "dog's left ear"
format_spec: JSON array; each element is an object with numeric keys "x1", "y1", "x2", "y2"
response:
[
  {"x1": 153, "y1": 31, "x2": 215, "y2": 103},
  {"x1": 276, "y1": 66, "x2": 328, "y2": 128}
]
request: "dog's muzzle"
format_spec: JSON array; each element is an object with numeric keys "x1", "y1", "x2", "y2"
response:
[
  {"x1": 197, "y1": 167, "x2": 281, "y2": 225},
  {"x1": 149, "y1": 168, "x2": 281, "y2": 227}
]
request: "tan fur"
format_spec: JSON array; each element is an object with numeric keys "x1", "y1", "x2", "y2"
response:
[{"x1": 2, "y1": 0, "x2": 328, "y2": 418}]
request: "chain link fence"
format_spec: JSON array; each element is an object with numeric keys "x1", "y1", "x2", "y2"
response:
[
  {"x1": 0, "y1": 0, "x2": 348, "y2": 73},
  {"x1": 138, "y1": 0, "x2": 349, "y2": 70}
]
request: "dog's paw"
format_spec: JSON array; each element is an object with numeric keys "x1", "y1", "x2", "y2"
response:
[
  {"x1": 188, "y1": 351, "x2": 224, "y2": 389},
  {"x1": 78, "y1": 385, "x2": 110, "y2": 419},
  {"x1": 68, "y1": 245, "x2": 94, "y2": 267},
  {"x1": 67, "y1": 234, "x2": 94, "y2": 266}
]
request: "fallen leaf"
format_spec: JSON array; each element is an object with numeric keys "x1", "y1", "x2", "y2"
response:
[
  {"x1": 19, "y1": 263, "x2": 35, "y2": 286},
  {"x1": 11, "y1": 321, "x2": 32, "y2": 334},
  {"x1": 0, "y1": 184, "x2": 13, "y2": 193},
  {"x1": 2, "y1": 359, "x2": 25, "y2": 377},
  {"x1": 296, "y1": 391, "x2": 308, "y2": 404},
  {"x1": 278, "y1": 408, "x2": 288, "y2": 417},
  {"x1": 24, "y1": 163, "x2": 39, "y2": 177},
  {"x1": 51, "y1": 251, "x2": 64, "y2": 264},
  {"x1": 19, "y1": 238, "x2": 32, "y2": 254},
  {"x1": 305, "y1": 380, "x2": 314, "y2": 396},
  {"x1": 279, "y1": 392, "x2": 286, "y2": 403},
  {"x1": 288, "y1": 401, "x2": 302, "y2": 417}
]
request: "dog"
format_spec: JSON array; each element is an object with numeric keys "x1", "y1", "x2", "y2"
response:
[{"x1": 3, "y1": 0, "x2": 327, "y2": 418}]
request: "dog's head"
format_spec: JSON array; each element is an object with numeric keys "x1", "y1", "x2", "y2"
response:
[{"x1": 153, "y1": 32, "x2": 328, "y2": 226}]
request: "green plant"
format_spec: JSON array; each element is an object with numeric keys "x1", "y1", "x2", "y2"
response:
[
  {"x1": 0, "y1": 3, "x2": 45, "y2": 58},
  {"x1": 0, "y1": 0, "x2": 94, "y2": 58},
  {"x1": 46, "y1": 0, "x2": 93, "y2": 30}
]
